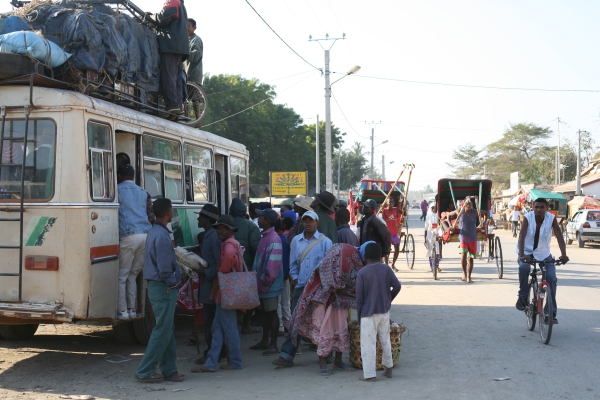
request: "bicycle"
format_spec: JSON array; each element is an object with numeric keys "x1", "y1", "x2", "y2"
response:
[{"x1": 523, "y1": 258, "x2": 563, "y2": 345}]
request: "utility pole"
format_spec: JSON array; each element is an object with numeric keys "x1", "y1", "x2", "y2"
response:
[
  {"x1": 576, "y1": 130, "x2": 586, "y2": 196},
  {"x1": 365, "y1": 121, "x2": 381, "y2": 179},
  {"x1": 315, "y1": 115, "x2": 320, "y2": 193},
  {"x1": 337, "y1": 146, "x2": 341, "y2": 199},
  {"x1": 310, "y1": 34, "x2": 346, "y2": 193},
  {"x1": 556, "y1": 117, "x2": 561, "y2": 185}
]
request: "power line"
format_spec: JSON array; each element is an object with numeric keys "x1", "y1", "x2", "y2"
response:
[
  {"x1": 325, "y1": 0, "x2": 355, "y2": 64},
  {"x1": 205, "y1": 70, "x2": 315, "y2": 96},
  {"x1": 304, "y1": 0, "x2": 327, "y2": 33},
  {"x1": 330, "y1": 91, "x2": 370, "y2": 140},
  {"x1": 331, "y1": 72, "x2": 600, "y2": 93},
  {"x1": 246, "y1": 0, "x2": 320, "y2": 71},
  {"x1": 204, "y1": 71, "x2": 319, "y2": 127},
  {"x1": 283, "y1": 0, "x2": 311, "y2": 35}
]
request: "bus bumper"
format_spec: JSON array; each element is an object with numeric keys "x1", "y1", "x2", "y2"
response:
[{"x1": 0, "y1": 302, "x2": 74, "y2": 324}]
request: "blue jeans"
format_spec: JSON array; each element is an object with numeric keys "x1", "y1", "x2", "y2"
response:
[
  {"x1": 518, "y1": 255, "x2": 558, "y2": 315},
  {"x1": 279, "y1": 286, "x2": 304, "y2": 362},
  {"x1": 205, "y1": 304, "x2": 242, "y2": 370},
  {"x1": 136, "y1": 281, "x2": 178, "y2": 379}
]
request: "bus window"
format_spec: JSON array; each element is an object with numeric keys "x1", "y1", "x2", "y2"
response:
[
  {"x1": 184, "y1": 144, "x2": 212, "y2": 203},
  {"x1": 143, "y1": 135, "x2": 183, "y2": 201},
  {"x1": 230, "y1": 156, "x2": 247, "y2": 203},
  {"x1": 0, "y1": 119, "x2": 56, "y2": 201},
  {"x1": 87, "y1": 122, "x2": 114, "y2": 201}
]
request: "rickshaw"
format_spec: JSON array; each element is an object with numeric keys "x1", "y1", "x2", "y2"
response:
[
  {"x1": 435, "y1": 179, "x2": 504, "y2": 280},
  {"x1": 350, "y1": 164, "x2": 416, "y2": 269}
]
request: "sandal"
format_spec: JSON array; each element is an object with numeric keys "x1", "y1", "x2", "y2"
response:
[
  {"x1": 191, "y1": 365, "x2": 215, "y2": 373},
  {"x1": 319, "y1": 368, "x2": 333, "y2": 376},
  {"x1": 136, "y1": 373, "x2": 163, "y2": 383},
  {"x1": 262, "y1": 349, "x2": 279, "y2": 356},
  {"x1": 165, "y1": 372, "x2": 185, "y2": 382}
]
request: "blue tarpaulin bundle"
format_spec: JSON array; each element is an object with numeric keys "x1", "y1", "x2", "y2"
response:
[
  {"x1": 0, "y1": 2, "x2": 160, "y2": 90},
  {"x1": 0, "y1": 30, "x2": 72, "y2": 67}
]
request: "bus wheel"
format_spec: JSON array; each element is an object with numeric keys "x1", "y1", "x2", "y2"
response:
[
  {"x1": 0, "y1": 324, "x2": 39, "y2": 341},
  {"x1": 112, "y1": 321, "x2": 138, "y2": 344},
  {"x1": 133, "y1": 293, "x2": 155, "y2": 345}
]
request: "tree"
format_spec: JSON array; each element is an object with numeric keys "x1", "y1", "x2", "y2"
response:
[
  {"x1": 332, "y1": 142, "x2": 369, "y2": 190},
  {"x1": 485, "y1": 123, "x2": 553, "y2": 185},
  {"x1": 446, "y1": 143, "x2": 483, "y2": 178},
  {"x1": 201, "y1": 74, "x2": 345, "y2": 185}
]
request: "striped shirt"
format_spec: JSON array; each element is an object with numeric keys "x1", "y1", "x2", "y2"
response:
[{"x1": 253, "y1": 227, "x2": 283, "y2": 298}]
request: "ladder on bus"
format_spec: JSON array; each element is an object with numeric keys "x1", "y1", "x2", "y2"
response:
[{"x1": 0, "y1": 105, "x2": 30, "y2": 301}]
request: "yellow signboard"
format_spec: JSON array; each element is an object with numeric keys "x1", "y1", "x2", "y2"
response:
[{"x1": 271, "y1": 171, "x2": 307, "y2": 196}]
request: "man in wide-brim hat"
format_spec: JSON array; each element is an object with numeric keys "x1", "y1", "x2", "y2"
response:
[
  {"x1": 193, "y1": 214, "x2": 243, "y2": 373},
  {"x1": 301, "y1": 191, "x2": 337, "y2": 244}
]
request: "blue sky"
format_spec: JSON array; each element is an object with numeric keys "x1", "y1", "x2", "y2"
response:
[{"x1": 3, "y1": 0, "x2": 599, "y2": 190}]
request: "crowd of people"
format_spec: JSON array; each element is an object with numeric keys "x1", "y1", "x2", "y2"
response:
[{"x1": 119, "y1": 180, "x2": 404, "y2": 383}]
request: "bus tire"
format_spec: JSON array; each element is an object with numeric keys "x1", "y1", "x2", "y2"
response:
[
  {"x1": 133, "y1": 293, "x2": 155, "y2": 345},
  {"x1": 0, "y1": 324, "x2": 39, "y2": 341},
  {"x1": 112, "y1": 321, "x2": 138, "y2": 344}
]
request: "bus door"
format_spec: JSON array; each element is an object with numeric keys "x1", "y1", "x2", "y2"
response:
[
  {"x1": 113, "y1": 125, "x2": 147, "y2": 318},
  {"x1": 214, "y1": 151, "x2": 229, "y2": 215}
]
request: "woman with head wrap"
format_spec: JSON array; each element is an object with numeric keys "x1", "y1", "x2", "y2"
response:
[{"x1": 288, "y1": 242, "x2": 369, "y2": 376}]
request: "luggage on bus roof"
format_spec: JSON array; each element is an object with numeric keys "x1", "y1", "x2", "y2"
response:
[{"x1": 0, "y1": 1, "x2": 160, "y2": 90}]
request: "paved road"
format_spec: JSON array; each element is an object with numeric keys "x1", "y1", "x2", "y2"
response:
[{"x1": 0, "y1": 209, "x2": 599, "y2": 399}]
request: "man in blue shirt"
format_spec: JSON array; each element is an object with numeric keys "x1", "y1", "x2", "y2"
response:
[
  {"x1": 117, "y1": 164, "x2": 152, "y2": 320},
  {"x1": 136, "y1": 198, "x2": 184, "y2": 383},
  {"x1": 272, "y1": 211, "x2": 332, "y2": 367}
]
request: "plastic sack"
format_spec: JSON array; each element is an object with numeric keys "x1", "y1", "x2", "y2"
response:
[{"x1": 0, "y1": 31, "x2": 71, "y2": 68}]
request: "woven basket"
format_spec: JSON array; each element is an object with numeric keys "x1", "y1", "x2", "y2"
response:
[{"x1": 349, "y1": 320, "x2": 406, "y2": 370}]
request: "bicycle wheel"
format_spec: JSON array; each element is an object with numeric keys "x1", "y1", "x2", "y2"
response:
[
  {"x1": 405, "y1": 234, "x2": 415, "y2": 269},
  {"x1": 539, "y1": 286, "x2": 553, "y2": 344},
  {"x1": 431, "y1": 245, "x2": 437, "y2": 280},
  {"x1": 181, "y1": 82, "x2": 207, "y2": 127},
  {"x1": 526, "y1": 282, "x2": 536, "y2": 331},
  {"x1": 495, "y1": 237, "x2": 503, "y2": 279}
]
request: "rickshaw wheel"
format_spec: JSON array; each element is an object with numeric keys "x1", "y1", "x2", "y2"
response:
[
  {"x1": 495, "y1": 237, "x2": 503, "y2": 279},
  {"x1": 405, "y1": 234, "x2": 415, "y2": 269}
]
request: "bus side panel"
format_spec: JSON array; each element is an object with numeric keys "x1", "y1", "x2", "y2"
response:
[
  {"x1": 87, "y1": 206, "x2": 119, "y2": 319},
  {"x1": 20, "y1": 208, "x2": 65, "y2": 304}
]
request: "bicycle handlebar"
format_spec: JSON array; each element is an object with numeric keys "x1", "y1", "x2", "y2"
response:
[{"x1": 524, "y1": 258, "x2": 564, "y2": 267}]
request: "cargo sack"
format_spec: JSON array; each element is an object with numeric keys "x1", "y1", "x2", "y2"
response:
[{"x1": 0, "y1": 30, "x2": 71, "y2": 68}]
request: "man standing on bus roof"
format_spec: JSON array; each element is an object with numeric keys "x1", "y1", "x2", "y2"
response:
[
  {"x1": 185, "y1": 18, "x2": 203, "y2": 86},
  {"x1": 155, "y1": 0, "x2": 189, "y2": 115},
  {"x1": 117, "y1": 164, "x2": 152, "y2": 320},
  {"x1": 136, "y1": 198, "x2": 184, "y2": 383}
]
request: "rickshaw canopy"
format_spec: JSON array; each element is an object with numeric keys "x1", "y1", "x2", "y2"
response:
[
  {"x1": 528, "y1": 189, "x2": 567, "y2": 218},
  {"x1": 436, "y1": 179, "x2": 493, "y2": 217}
]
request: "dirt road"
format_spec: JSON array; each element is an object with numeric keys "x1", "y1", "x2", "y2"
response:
[{"x1": 1, "y1": 211, "x2": 599, "y2": 399}]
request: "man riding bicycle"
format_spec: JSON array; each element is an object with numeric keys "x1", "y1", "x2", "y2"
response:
[{"x1": 515, "y1": 198, "x2": 569, "y2": 323}]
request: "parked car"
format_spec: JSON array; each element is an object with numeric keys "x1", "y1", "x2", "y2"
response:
[{"x1": 566, "y1": 209, "x2": 600, "y2": 248}]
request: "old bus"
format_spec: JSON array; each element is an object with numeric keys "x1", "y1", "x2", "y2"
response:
[{"x1": 0, "y1": 85, "x2": 249, "y2": 343}]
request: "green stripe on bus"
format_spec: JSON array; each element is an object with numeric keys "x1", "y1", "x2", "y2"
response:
[
  {"x1": 25, "y1": 216, "x2": 49, "y2": 246},
  {"x1": 173, "y1": 208, "x2": 194, "y2": 247}
]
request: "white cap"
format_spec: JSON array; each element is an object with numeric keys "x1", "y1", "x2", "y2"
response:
[{"x1": 301, "y1": 211, "x2": 319, "y2": 221}]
